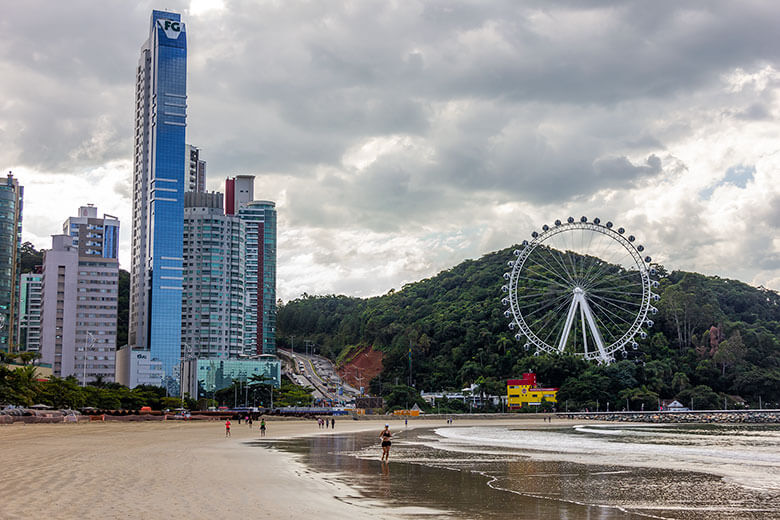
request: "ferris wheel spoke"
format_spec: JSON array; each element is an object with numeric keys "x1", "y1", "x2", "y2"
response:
[
  {"x1": 518, "y1": 266, "x2": 572, "y2": 291},
  {"x1": 536, "y1": 296, "x2": 577, "y2": 346},
  {"x1": 578, "y1": 252, "x2": 610, "y2": 289},
  {"x1": 563, "y1": 247, "x2": 582, "y2": 284},
  {"x1": 588, "y1": 303, "x2": 622, "y2": 345},
  {"x1": 548, "y1": 242, "x2": 579, "y2": 282},
  {"x1": 583, "y1": 270, "x2": 641, "y2": 292},
  {"x1": 585, "y1": 299, "x2": 640, "y2": 326},
  {"x1": 579, "y1": 236, "x2": 635, "y2": 285},
  {"x1": 530, "y1": 250, "x2": 577, "y2": 287},
  {"x1": 517, "y1": 292, "x2": 572, "y2": 319},
  {"x1": 586, "y1": 305, "x2": 631, "y2": 345},
  {"x1": 545, "y1": 247, "x2": 578, "y2": 284},
  {"x1": 587, "y1": 287, "x2": 644, "y2": 298},
  {"x1": 579, "y1": 249, "x2": 633, "y2": 288},
  {"x1": 588, "y1": 291, "x2": 642, "y2": 308},
  {"x1": 587, "y1": 296, "x2": 635, "y2": 328},
  {"x1": 514, "y1": 288, "x2": 570, "y2": 302}
]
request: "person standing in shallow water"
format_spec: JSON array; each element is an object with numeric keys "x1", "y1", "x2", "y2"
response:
[{"x1": 380, "y1": 424, "x2": 392, "y2": 463}]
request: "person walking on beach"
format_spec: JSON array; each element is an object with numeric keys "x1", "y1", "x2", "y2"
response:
[
  {"x1": 331, "y1": 418, "x2": 335, "y2": 429},
  {"x1": 260, "y1": 418, "x2": 266, "y2": 437},
  {"x1": 248, "y1": 416, "x2": 253, "y2": 429},
  {"x1": 380, "y1": 424, "x2": 392, "y2": 463},
  {"x1": 225, "y1": 419, "x2": 231, "y2": 437}
]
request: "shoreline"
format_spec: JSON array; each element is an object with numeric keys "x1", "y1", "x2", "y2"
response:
[{"x1": 267, "y1": 421, "x2": 780, "y2": 519}]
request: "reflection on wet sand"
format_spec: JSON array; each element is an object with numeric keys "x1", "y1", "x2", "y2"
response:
[{"x1": 259, "y1": 425, "x2": 780, "y2": 520}]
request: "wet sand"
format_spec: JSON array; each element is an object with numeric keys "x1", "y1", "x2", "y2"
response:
[{"x1": 263, "y1": 421, "x2": 780, "y2": 520}]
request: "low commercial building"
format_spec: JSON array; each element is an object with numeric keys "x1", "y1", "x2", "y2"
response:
[
  {"x1": 115, "y1": 346, "x2": 165, "y2": 388},
  {"x1": 507, "y1": 373, "x2": 558, "y2": 410},
  {"x1": 181, "y1": 356, "x2": 281, "y2": 399}
]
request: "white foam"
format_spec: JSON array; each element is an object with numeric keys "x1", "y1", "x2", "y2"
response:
[{"x1": 431, "y1": 425, "x2": 780, "y2": 492}]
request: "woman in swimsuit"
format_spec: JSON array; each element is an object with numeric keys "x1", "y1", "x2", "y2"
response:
[{"x1": 380, "y1": 424, "x2": 392, "y2": 462}]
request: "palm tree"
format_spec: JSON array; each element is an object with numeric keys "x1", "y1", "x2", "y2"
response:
[{"x1": 249, "y1": 373, "x2": 274, "y2": 408}]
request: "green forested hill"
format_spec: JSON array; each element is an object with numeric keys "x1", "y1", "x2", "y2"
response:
[{"x1": 277, "y1": 246, "x2": 780, "y2": 411}]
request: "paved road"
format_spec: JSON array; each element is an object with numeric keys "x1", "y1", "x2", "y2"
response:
[{"x1": 278, "y1": 349, "x2": 361, "y2": 403}]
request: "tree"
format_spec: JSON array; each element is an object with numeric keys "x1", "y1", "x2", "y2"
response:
[
  {"x1": 670, "y1": 372, "x2": 690, "y2": 394},
  {"x1": 383, "y1": 384, "x2": 426, "y2": 411},
  {"x1": 713, "y1": 331, "x2": 746, "y2": 376},
  {"x1": 619, "y1": 386, "x2": 659, "y2": 411},
  {"x1": 676, "y1": 385, "x2": 720, "y2": 410},
  {"x1": 0, "y1": 364, "x2": 39, "y2": 406},
  {"x1": 19, "y1": 242, "x2": 43, "y2": 274}
]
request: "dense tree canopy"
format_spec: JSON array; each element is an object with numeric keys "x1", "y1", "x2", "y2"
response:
[{"x1": 278, "y1": 246, "x2": 780, "y2": 411}]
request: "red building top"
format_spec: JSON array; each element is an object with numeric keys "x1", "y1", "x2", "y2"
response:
[{"x1": 507, "y1": 373, "x2": 558, "y2": 391}]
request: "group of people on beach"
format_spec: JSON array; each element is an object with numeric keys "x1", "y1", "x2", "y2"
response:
[
  {"x1": 225, "y1": 418, "x2": 266, "y2": 437},
  {"x1": 225, "y1": 417, "x2": 394, "y2": 463},
  {"x1": 317, "y1": 417, "x2": 335, "y2": 429}
]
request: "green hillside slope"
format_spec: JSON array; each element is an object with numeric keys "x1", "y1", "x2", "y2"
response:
[{"x1": 278, "y1": 245, "x2": 780, "y2": 410}]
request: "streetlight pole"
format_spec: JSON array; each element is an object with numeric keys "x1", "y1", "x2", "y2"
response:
[
  {"x1": 82, "y1": 332, "x2": 94, "y2": 387},
  {"x1": 180, "y1": 343, "x2": 192, "y2": 409}
]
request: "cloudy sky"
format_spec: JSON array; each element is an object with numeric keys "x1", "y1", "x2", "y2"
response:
[{"x1": 3, "y1": 0, "x2": 780, "y2": 301}]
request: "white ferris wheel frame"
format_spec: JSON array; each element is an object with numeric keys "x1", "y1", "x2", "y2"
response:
[{"x1": 505, "y1": 221, "x2": 654, "y2": 364}]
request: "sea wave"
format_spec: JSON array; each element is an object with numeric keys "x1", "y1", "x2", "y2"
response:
[{"x1": 430, "y1": 425, "x2": 780, "y2": 491}]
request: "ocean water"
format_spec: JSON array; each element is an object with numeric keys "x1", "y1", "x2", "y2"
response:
[{"x1": 261, "y1": 423, "x2": 780, "y2": 519}]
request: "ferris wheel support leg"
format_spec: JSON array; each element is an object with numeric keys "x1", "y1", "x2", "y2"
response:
[
  {"x1": 580, "y1": 296, "x2": 608, "y2": 362},
  {"x1": 580, "y1": 305, "x2": 589, "y2": 356},
  {"x1": 557, "y1": 295, "x2": 578, "y2": 353}
]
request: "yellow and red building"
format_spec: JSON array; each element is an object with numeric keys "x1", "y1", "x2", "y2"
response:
[{"x1": 507, "y1": 373, "x2": 558, "y2": 410}]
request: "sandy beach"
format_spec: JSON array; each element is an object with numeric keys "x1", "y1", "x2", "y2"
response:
[{"x1": 0, "y1": 417, "x2": 544, "y2": 519}]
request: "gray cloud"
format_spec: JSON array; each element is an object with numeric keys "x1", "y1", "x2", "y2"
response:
[{"x1": 3, "y1": 1, "x2": 780, "y2": 298}]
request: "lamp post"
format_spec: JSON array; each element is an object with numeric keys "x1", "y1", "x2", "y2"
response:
[
  {"x1": 180, "y1": 343, "x2": 193, "y2": 408},
  {"x1": 82, "y1": 332, "x2": 95, "y2": 387}
]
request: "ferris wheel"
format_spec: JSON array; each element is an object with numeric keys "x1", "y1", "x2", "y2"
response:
[{"x1": 501, "y1": 216, "x2": 659, "y2": 365}]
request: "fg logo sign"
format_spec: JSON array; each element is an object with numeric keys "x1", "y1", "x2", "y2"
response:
[{"x1": 157, "y1": 19, "x2": 184, "y2": 40}]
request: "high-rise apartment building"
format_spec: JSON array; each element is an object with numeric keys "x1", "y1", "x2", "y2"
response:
[
  {"x1": 129, "y1": 10, "x2": 187, "y2": 385},
  {"x1": 225, "y1": 175, "x2": 277, "y2": 356},
  {"x1": 237, "y1": 200, "x2": 277, "y2": 356},
  {"x1": 64, "y1": 205, "x2": 119, "y2": 259},
  {"x1": 182, "y1": 192, "x2": 245, "y2": 359},
  {"x1": 40, "y1": 207, "x2": 119, "y2": 385},
  {"x1": 0, "y1": 172, "x2": 23, "y2": 352},
  {"x1": 186, "y1": 144, "x2": 206, "y2": 193},
  {"x1": 18, "y1": 271, "x2": 42, "y2": 352},
  {"x1": 224, "y1": 175, "x2": 255, "y2": 216}
]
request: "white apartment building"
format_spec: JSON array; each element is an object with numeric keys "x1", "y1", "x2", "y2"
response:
[{"x1": 40, "y1": 206, "x2": 120, "y2": 384}]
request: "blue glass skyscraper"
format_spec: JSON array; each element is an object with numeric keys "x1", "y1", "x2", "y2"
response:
[{"x1": 129, "y1": 11, "x2": 187, "y2": 386}]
